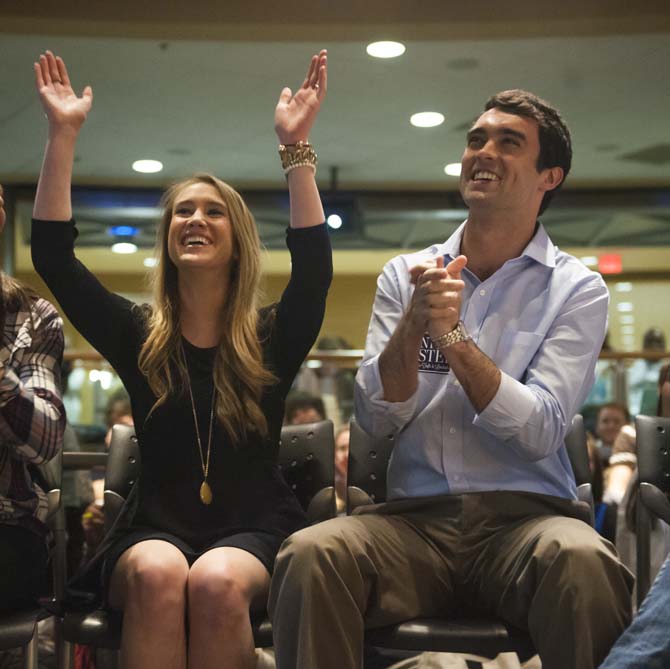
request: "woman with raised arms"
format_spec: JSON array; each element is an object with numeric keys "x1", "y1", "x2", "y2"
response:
[{"x1": 31, "y1": 50, "x2": 331, "y2": 669}]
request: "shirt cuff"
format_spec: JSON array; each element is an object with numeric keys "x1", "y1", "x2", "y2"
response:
[
  {"x1": 472, "y1": 371, "x2": 535, "y2": 439},
  {"x1": 356, "y1": 354, "x2": 418, "y2": 431}
]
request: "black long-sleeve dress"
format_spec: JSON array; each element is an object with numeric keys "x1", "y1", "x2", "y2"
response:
[{"x1": 32, "y1": 218, "x2": 332, "y2": 588}]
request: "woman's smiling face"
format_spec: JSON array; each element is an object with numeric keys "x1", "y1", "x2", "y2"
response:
[{"x1": 166, "y1": 182, "x2": 235, "y2": 274}]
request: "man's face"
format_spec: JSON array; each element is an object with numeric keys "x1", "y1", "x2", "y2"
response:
[
  {"x1": 459, "y1": 108, "x2": 561, "y2": 217},
  {"x1": 596, "y1": 407, "x2": 627, "y2": 446}
]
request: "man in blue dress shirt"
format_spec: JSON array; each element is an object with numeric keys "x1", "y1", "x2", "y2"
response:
[{"x1": 269, "y1": 90, "x2": 634, "y2": 669}]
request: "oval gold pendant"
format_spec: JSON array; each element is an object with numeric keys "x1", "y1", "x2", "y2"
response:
[{"x1": 199, "y1": 481, "x2": 213, "y2": 505}]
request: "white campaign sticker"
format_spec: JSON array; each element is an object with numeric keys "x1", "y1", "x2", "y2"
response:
[{"x1": 418, "y1": 334, "x2": 450, "y2": 374}]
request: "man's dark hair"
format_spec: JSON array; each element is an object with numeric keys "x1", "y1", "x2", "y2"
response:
[
  {"x1": 597, "y1": 402, "x2": 631, "y2": 424},
  {"x1": 642, "y1": 326, "x2": 666, "y2": 352},
  {"x1": 284, "y1": 391, "x2": 326, "y2": 423},
  {"x1": 484, "y1": 89, "x2": 572, "y2": 216}
]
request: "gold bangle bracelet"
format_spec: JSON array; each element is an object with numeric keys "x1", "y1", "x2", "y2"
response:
[{"x1": 278, "y1": 140, "x2": 318, "y2": 175}]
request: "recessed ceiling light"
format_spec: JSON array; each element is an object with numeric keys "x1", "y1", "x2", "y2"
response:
[
  {"x1": 615, "y1": 282, "x2": 633, "y2": 292},
  {"x1": 410, "y1": 112, "x2": 445, "y2": 128},
  {"x1": 616, "y1": 302, "x2": 634, "y2": 312},
  {"x1": 580, "y1": 256, "x2": 598, "y2": 267},
  {"x1": 619, "y1": 314, "x2": 635, "y2": 324},
  {"x1": 327, "y1": 214, "x2": 343, "y2": 229},
  {"x1": 112, "y1": 242, "x2": 138, "y2": 254},
  {"x1": 366, "y1": 41, "x2": 406, "y2": 59},
  {"x1": 444, "y1": 163, "x2": 462, "y2": 176},
  {"x1": 132, "y1": 159, "x2": 163, "y2": 174},
  {"x1": 143, "y1": 257, "x2": 158, "y2": 268}
]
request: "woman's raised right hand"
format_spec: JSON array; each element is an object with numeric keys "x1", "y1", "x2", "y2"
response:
[{"x1": 34, "y1": 51, "x2": 92, "y2": 133}]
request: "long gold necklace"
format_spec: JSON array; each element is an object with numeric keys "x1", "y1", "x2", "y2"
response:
[{"x1": 184, "y1": 362, "x2": 216, "y2": 505}]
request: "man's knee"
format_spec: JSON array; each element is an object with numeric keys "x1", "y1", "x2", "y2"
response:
[{"x1": 537, "y1": 529, "x2": 633, "y2": 608}]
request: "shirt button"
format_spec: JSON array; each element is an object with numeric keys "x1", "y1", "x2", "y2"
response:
[
  {"x1": 479, "y1": 289, "x2": 486, "y2": 296},
  {"x1": 449, "y1": 427, "x2": 456, "y2": 434},
  {"x1": 453, "y1": 475, "x2": 461, "y2": 481}
]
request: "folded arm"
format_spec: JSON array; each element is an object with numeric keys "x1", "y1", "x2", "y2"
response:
[{"x1": 0, "y1": 302, "x2": 65, "y2": 464}]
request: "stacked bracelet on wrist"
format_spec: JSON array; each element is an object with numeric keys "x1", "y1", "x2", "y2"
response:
[{"x1": 278, "y1": 140, "x2": 318, "y2": 175}]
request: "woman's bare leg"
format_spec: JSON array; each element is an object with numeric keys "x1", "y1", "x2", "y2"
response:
[
  {"x1": 108, "y1": 540, "x2": 189, "y2": 669},
  {"x1": 187, "y1": 547, "x2": 270, "y2": 669}
]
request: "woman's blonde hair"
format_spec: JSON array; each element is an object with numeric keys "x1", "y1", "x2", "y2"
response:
[{"x1": 138, "y1": 173, "x2": 276, "y2": 441}]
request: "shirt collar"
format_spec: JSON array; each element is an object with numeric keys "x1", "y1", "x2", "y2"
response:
[{"x1": 441, "y1": 220, "x2": 556, "y2": 269}]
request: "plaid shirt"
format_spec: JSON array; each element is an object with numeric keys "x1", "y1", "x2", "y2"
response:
[{"x1": 0, "y1": 297, "x2": 65, "y2": 533}]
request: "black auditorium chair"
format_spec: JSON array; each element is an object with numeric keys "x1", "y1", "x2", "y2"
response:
[
  {"x1": 0, "y1": 451, "x2": 64, "y2": 669},
  {"x1": 634, "y1": 415, "x2": 670, "y2": 606},
  {"x1": 563, "y1": 413, "x2": 595, "y2": 520},
  {"x1": 347, "y1": 414, "x2": 591, "y2": 664},
  {"x1": 60, "y1": 420, "x2": 336, "y2": 663}
]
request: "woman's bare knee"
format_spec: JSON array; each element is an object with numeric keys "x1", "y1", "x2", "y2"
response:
[
  {"x1": 188, "y1": 548, "x2": 270, "y2": 623},
  {"x1": 109, "y1": 540, "x2": 189, "y2": 612}
]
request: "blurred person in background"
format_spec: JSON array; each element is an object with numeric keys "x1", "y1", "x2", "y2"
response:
[
  {"x1": 284, "y1": 390, "x2": 326, "y2": 425},
  {"x1": 592, "y1": 402, "x2": 630, "y2": 466},
  {"x1": 627, "y1": 326, "x2": 667, "y2": 417}
]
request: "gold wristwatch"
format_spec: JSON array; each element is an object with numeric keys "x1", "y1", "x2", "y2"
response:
[{"x1": 432, "y1": 321, "x2": 470, "y2": 349}]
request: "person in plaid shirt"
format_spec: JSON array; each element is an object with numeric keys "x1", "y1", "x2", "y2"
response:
[{"x1": 0, "y1": 182, "x2": 66, "y2": 612}]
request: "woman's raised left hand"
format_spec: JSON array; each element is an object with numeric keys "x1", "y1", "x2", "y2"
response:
[{"x1": 274, "y1": 50, "x2": 327, "y2": 145}]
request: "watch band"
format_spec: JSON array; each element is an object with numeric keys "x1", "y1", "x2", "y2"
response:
[{"x1": 432, "y1": 321, "x2": 470, "y2": 349}]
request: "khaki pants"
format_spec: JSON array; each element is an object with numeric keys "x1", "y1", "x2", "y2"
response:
[{"x1": 269, "y1": 491, "x2": 634, "y2": 669}]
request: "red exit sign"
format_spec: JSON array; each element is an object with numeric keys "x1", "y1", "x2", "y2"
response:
[{"x1": 598, "y1": 254, "x2": 623, "y2": 274}]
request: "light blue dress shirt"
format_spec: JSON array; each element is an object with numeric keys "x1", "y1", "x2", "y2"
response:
[{"x1": 354, "y1": 222, "x2": 609, "y2": 501}]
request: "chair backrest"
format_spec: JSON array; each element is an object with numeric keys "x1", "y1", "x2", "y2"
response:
[
  {"x1": 104, "y1": 424, "x2": 140, "y2": 533},
  {"x1": 346, "y1": 419, "x2": 395, "y2": 513},
  {"x1": 634, "y1": 415, "x2": 670, "y2": 603},
  {"x1": 564, "y1": 413, "x2": 594, "y2": 518},
  {"x1": 636, "y1": 415, "x2": 670, "y2": 517},
  {"x1": 277, "y1": 419, "x2": 336, "y2": 523},
  {"x1": 347, "y1": 414, "x2": 594, "y2": 518}
]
